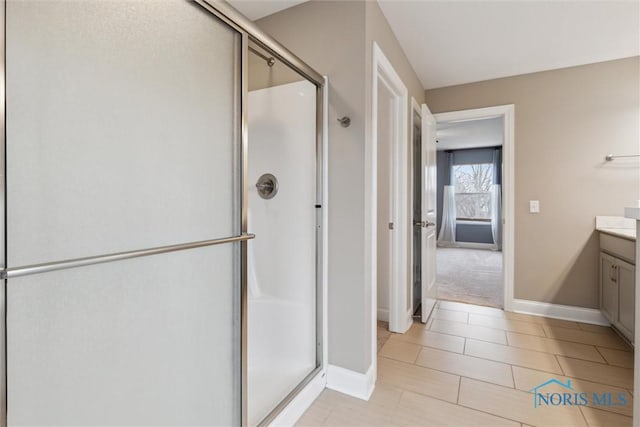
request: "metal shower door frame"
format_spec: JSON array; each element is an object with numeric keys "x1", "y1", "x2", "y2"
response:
[{"x1": 0, "y1": 0, "x2": 326, "y2": 426}]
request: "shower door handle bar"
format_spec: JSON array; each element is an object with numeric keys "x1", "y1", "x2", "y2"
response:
[{"x1": 1, "y1": 234, "x2": 256, "y2": 280}]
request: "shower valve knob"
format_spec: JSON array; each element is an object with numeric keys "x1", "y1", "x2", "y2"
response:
[{"x1": 256, "y1": 173, "x2": 278, "y2": 200}]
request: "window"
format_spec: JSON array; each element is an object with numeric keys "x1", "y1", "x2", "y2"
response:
[{"x1": 453, "y1": 163, "x2": 493, "y2": 221}]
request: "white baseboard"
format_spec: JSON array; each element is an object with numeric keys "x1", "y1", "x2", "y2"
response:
[
  {"x1": 455, "y1": 242, "x2": 497, "y2": 250},
  {"x1": 377, "y1": 308, "x2": 389, "y2": 322},
  {"x1": 326, "y1": 363, "x2": 375, "y2": 401},
  {"x1": 269, "y1": 370, "x2": 327, "y2": 427},
  {"x1": 437, "y1": 241, "x2": 498, "y2": 250},
  {"x1": 511, "y1": 299, "x2": 609, "y2": 326}
]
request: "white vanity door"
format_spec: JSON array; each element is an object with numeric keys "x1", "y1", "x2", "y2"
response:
[
  {"x1": 600, "y1": 252, "x2": 619, "y2": 324},
  {"x1": 617, "y1": 259, "x2": 635, "y2": 341}
]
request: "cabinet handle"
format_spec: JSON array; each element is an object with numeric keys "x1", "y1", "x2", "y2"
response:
[{"x1": 611, "y1": 264, "x2": 618, "y2": 283}]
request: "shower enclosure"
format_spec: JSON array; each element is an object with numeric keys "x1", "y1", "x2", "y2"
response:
[
  {"x1": 247, "y1": 42, "x2": 321, "y2": 425},
  {"x1": 0, "y1": 1, "x2": 325, "y2": 426}
]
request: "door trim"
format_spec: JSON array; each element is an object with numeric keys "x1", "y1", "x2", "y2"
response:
[
  {"x1": 409, "y1": 97, "x2": 421, "y2": 318},
  {"x1": 433, "y1": 105, "x2": 515, "y2": 311},
  {"x1": 0, "y1": 1, "x2": 6, "y2": 424},
  {"x1": 408, "y1": 96, "x2": 424, "y2": 320},
  {"x1": 368, "y1": 41, "x2": 410, "y2": 363}
]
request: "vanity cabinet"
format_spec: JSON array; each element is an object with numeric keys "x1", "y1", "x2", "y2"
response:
[
  {"x1": 600, "y1": 253, "x2": 618, "y2": 323},
  {"x1": 617, "y1": 260, "x2": 636, "y2": 338},
  {"x1": 600, "y1": 233, "x2": 636, "y2": 343}
]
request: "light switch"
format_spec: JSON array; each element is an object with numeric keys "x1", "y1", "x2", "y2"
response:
[{"x1": 529, "y1": 200, "x2": 540, "y2": 213}]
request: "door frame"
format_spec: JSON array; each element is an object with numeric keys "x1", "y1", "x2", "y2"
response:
[
  {"x1": 367, "y1": 41, "x2": 411, "y2": 353},
  {"x1": 409, "y1": 100, "x2": 438, "y2": 323},
  {"x1": 408, "y1": 96, "x2": 424, "y2": 318},
  {"x1": 409, "y1": 98, "x2": 421, "y2": 317},
  {"x1": 432, "y1": 105, "x2": 515, "y2": 311}
]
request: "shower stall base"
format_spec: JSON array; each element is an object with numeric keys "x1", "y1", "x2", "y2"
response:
[{"x1": 248, "y1": 297, "x2": 315, "y2": 426}]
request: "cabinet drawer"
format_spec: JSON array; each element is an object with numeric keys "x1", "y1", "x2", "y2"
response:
[{"x1": 600, "y1": 233, "x2": 635, "y2": 264}]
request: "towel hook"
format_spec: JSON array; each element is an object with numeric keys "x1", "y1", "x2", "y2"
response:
[{"x1": 337, "y1": 116, "x2": 351, "y2": 128}]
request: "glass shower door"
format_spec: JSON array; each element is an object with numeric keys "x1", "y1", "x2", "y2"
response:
[
  {"x1": 5, "y1": 1, "x2": 242, "y2": 424},
  {"x1": 247, "y1": 42, "x2": 320, "y2": 426}
]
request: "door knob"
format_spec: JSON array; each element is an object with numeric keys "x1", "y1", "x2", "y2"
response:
[{"x1": 415, "y1": 221, "x2": 435, "y2": 228}]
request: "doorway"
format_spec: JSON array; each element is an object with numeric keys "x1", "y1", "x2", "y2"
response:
[
  {"x1": 376, "y1": 80, "x2": 394, "y2": 328},
  {"x1": 433, "y1": 105, "x2": 515, "y2": 310},
  {"x1": 370, "y1": 42, "x2": 411, "y2": 346}
]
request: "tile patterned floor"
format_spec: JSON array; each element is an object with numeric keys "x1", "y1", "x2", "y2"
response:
[{"x1": 296, "y1": 301, "x2": 634, "y2": 426}]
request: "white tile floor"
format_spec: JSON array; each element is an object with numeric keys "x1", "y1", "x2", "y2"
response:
[{"x1": 297, "y1": 301, "x2": 633, "y2": 426}]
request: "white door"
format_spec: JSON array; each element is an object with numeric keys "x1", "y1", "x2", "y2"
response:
[{"x1": 421, "y1": 104, "x2": 438, "y2": 323}]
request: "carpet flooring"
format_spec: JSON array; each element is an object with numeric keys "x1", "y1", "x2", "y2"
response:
[{"x1": 436, "y1": 247, "x2": 503, "y2": 308}]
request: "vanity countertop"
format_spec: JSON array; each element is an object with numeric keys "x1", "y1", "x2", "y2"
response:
[
  {"x1": 596, "y1": 227, "x2": 636, "y2": 240},
  {"x1": 595, "y1": 216, "x2": 636, "y2": 241}
]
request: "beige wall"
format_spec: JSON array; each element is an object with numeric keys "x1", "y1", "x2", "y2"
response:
[
  {"x1": 426, "y1": 57, "x2": 640, "y2": 308},
  {"x1": 257, "y1": 0, "x2": 426, "y2": 374}
]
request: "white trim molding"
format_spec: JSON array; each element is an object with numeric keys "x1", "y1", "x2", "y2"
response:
[
  {"x1": 434, "y1": 104, "x2": 515, "y2": 311},
  {"x1": 321, "y1": 76, "x2": 330, "y2": 375},
  {"x1": 270, "y1": 370, "x2": 327, "y2": 426},
  {"x1": 437, "y1": 242, "x2": 497, "y2": 251},
  {"x1": 369, "y1": 41, "x2": 411, "y2": 338},
  {"x1": 408, "y1": 97, "x2": 421, "y2": 325},
  {"x1": 326, "y1": 364, "x2": 375, "y2": 401},
  {"x1": 512, "y1": 299, "x2": 610, "y2": 325}
]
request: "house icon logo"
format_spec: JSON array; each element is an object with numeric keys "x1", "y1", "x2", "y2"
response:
[
  {"x1": 530, "y1": 378, "x2": 628, "y2": 409},
  {"x1": 530, "y1": 379, "x2": 579, "y2": 408}
]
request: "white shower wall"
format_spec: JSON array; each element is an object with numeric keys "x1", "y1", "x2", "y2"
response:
[{"x1": 247, "y1": 80, "x2": 317, "y2": 425}]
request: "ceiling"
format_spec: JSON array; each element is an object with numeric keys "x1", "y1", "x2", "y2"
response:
[
  {"x1": 378, "y1": 0, "x2": 639, "y2": 89},
  {"x1": 229, "y1": 0, "x2": 639, "y2": 90},
  {"x1": 228, "y1": 0, "x2": 307, "y2": 21},
  {"x1": 436, "y1": 117, "x2": 503, "y2": 151}
]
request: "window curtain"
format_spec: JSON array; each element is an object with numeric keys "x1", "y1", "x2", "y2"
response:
[
  {"x1": 438, "y1": 151, "x2": 456, "y2": 246},
  {"x1": 491, "y1": 149, "x2": 502, "y2": 250}
]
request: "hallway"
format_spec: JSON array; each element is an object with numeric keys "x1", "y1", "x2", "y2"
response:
[{"x1": 297, "y1": 301, "x2": 633, "y2": 426}]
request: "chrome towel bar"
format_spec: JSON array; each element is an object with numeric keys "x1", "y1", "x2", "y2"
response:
[
  {"x1": 605, "y1": 154, "x2": 640, "y2": 161},
  {"x1": 1, "y1": 234, "x2": 255, "y2": 279}
]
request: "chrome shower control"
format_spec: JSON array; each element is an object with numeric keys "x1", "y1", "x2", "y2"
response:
[{"x1": 256, "y1": 173, "x2": 278, "y2": 200}]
